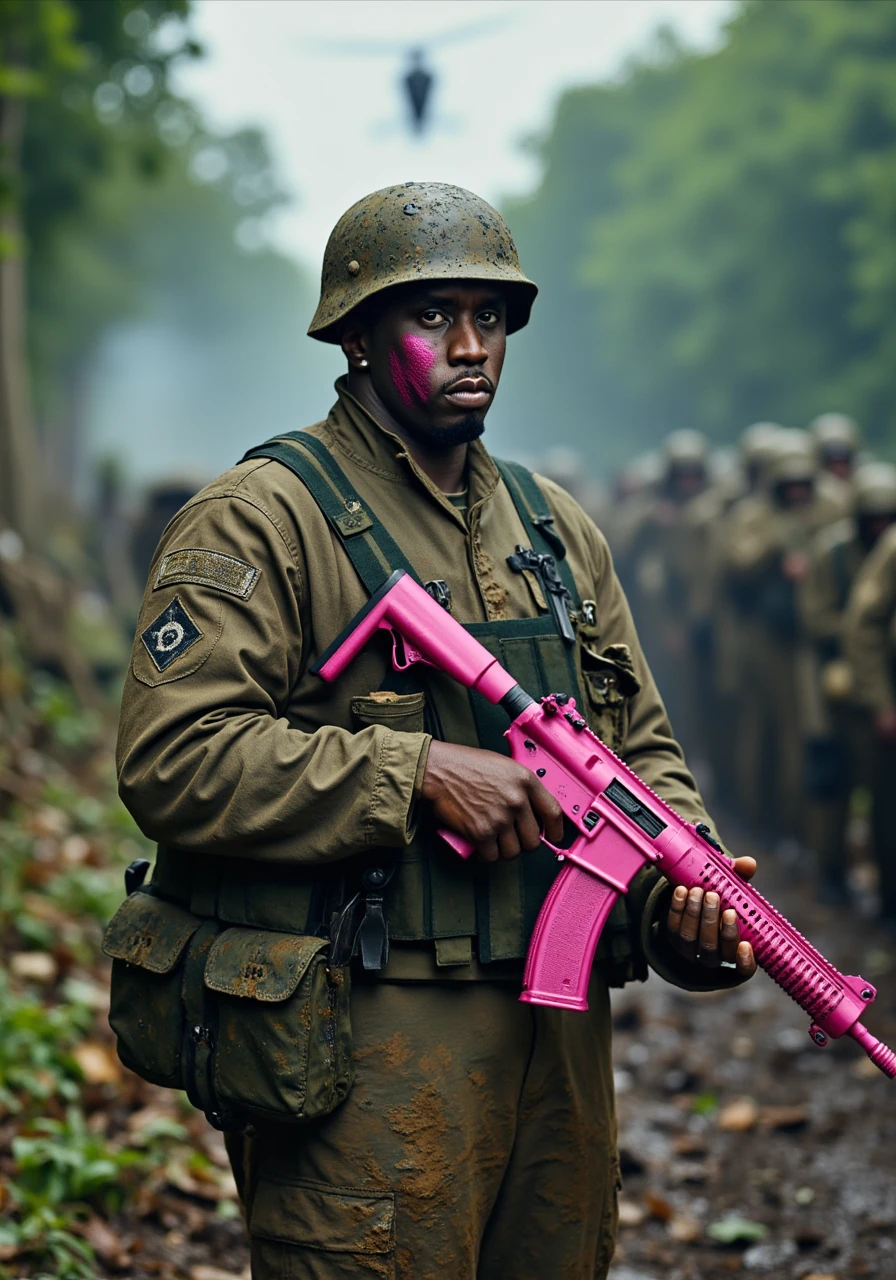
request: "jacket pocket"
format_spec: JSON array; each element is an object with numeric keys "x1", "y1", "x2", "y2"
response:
[
  {"x1": 102, "y1": 890, "x2": 201, "y2": 1088},
  {"x1": 351, "y1": 690, "x2": 425, "y2": 734},
  {"x1": 578, "y1": 638, "x2": 641, "y2": 753},
  {"x1": 204, "y1": 928, "x2": 353, "y2": 1124}
]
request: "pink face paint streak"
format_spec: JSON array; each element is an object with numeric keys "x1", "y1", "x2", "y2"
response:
[{"x1": 389, "y1": 334, "x2": 436, "y2": 408}]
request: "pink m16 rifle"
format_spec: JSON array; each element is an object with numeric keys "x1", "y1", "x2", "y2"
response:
[{"x1": 312, "y1": 570, "x2": 896, "y2": 1078}]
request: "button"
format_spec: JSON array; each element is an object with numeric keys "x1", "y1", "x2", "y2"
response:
[{"x1": 364, "y1": 868, "x2": 387, "y2": 888}]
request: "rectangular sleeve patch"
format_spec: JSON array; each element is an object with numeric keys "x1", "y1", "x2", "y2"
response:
[{"x1": 154, "y1": 548, "x2": 261, "y2": 600}]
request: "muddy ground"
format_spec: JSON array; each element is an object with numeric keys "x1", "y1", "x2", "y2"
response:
[
  {"x1": 94, "y1": 837, "x2": 894, "y2": 1280},
  {"x1": 607, "y1": 831, "x2": 896, "y2": 1280}
]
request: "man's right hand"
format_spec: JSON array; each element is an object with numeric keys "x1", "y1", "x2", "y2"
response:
[{"x1": 421, "y1": 741, "x2": 564, "y2": 863}]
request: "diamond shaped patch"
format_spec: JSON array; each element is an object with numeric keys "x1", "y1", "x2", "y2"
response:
[{"x1": 140, "y1": 596, "x2": 203, "y2": 672}]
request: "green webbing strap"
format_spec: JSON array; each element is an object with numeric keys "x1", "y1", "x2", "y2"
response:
[
  {"x1": 493, "y1": 458, "x2": 581, "y2": 609},
  {"x1": 242, "y1": 433, "x2": 418, "y2": 593}
]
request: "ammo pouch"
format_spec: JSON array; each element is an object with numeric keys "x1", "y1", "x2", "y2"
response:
[{"x1": 102, "y1": 889, "x2": 353, "y2": 1126}]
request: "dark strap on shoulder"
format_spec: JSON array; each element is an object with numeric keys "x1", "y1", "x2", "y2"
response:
[
  {"x1": 242, "y1": 432, "x2": 418, "y2": 593},
  {"x1": 494, "y1": 458, "x2": 580, "y2": 608}
]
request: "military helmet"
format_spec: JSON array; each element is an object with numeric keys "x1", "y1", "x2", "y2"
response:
[
  {"x1": 740, "y1": 421, "x2": 783, "y2": 467},
  {"x1": 810, "y1": 412, "x2": 860, "y2": 456},
  {"x1": 308, "y1": 182, "x2": 538, "y2": 343},
  {"x1": 663, "y1": 429, "x2": 708, "y2": 469},
  {"x1": 852, "y1": 461, "x2": 896, "y2": 516},
  {"x1": 766, "y1": 428, "x2": 816, "y2": 487}
]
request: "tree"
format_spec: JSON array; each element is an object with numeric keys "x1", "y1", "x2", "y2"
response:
[
  {"x1": 494, "y1": 0, "x2": 896, "y2": 470},
  {"x1": 0, "y1": 0, "x2": 193, "y2": 545}
]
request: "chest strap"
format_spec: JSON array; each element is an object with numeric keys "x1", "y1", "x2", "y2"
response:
[
  {"x1": 242, "y1": 431, "x2": 418, "y2": 594},
  {"x1": 493, "y1": 458, "x2": 580, "y2": 609}
]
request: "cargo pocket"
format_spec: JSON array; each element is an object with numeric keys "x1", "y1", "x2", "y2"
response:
[
  {"x1": 204, "y1": 929, "x2": 353, "y2": 1124},
  {"x1": 249, "y1": 1176, "x2": 395, "y2": 1278},
  {"x1": 578, "y1": 639, "x2": 641, "y2": 753},
  {"x1": 102, "y1": 890, "x2": 201, "y2": 1088}
]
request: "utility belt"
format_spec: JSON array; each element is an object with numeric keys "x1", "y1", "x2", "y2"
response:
[{"x1": 104, "y1": 432, "x2": 645, "y2": 1127}]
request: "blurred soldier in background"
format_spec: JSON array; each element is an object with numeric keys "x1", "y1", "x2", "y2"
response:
[
  {"x1": 625, "y1": 430, "x2": 709, "y2": 755},
  {"x1": 680, "y1": 446, "x2": 746, "y2": 799},
  {"x1": 605, "y1": 449, "x2": 663, "y2": 596},
  {"x1": 723, "y1": 429, "x2": 831, "y2": 838},
  {"x1": 800, "y1": 462, "x2": 896, "y2": 901},
  {"x1": 709, "y1": 423, "x2": 783, "y2": 816},
  {"x1": 810, "y1": 412, "x2": 860, "y2": 484},
  {"x1": 844, "y1": 520, "x2": 896, "y2": 923}
]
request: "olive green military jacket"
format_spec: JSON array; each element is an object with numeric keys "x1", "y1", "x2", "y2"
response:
[
  {"x1": 799, "y1": 519, "x2": 863, "y2": 654},
  {"x1": 117, "y1": 380, "x2": 735, "y2": 989},
  {"x1": 843, "y1": 524, "x2": 896, "y2": 714}
]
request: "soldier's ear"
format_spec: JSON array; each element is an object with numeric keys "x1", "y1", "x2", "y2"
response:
[{"x1": 340, "y1": 324, "x2": 368, "y2": 371}]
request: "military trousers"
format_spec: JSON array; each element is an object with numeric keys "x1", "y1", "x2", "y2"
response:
[{"x1": 226, "y1": 970, "x2": 619, "y2": 1280}]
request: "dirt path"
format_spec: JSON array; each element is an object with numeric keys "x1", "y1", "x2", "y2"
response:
[{"x1": 607, "y1": 836, "x2": 896, "y2": 1280}]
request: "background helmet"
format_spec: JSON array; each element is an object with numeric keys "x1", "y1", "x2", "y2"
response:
[
  {"x1": 852, "y1": 461, "x2": 896, "y2": 517},
  {"x1": 810, "y1": 412, "x2": 860, "y2": 456},
  {"x1": 308, "y1": 182, "x2": 538, "y2": 343},
  {"x1": 663, "y1": 428, "x2": 709, "y2": 470},
  {"x1": 766, "y1": 428, "x2": 816, "y2": 487}
]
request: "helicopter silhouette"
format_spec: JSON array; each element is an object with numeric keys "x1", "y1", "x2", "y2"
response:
[{"x1": 306, "y1": 11, "x2": 518, "y2": 138}]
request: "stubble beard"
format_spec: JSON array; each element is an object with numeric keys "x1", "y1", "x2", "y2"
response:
[{"x1": 407, "y1": 412, "x2": 486, "y2": 449}]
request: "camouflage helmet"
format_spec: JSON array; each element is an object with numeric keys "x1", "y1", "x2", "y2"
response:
[
  {"x1": 766, "y1": 428, "x2": 816, "y2": 487},
  {"x1": 810, "y1": 413, "x2": 860, "y2": 457},
  {"x1": 663, "y1": 429, "x2": 708, "y2": 469},
  {"x1": 739, "y1": 421, "x2": 783, "y2": 468},
  {"x1": 308, "y1": 182, "x2": 538, "y2": 343},
  {"x1": 852, "y1": 461, "x2": 896, "y2": 516}
]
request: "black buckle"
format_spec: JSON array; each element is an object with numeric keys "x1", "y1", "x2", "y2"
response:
[
  {"x1": 507, "y1": 546, "x2": 576, "y2": 645},
  {"x1": 424, "y1": 579, "x2": 452, "y2": 612}
]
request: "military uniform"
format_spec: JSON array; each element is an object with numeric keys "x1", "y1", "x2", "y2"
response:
[
  {"x1": 622, "y1": 431, "x2": 709, "y2": 759},
  {"x1": 115, "y1": 185, "x2": 742, "y2": 1280},
  {"x1": 843, "y1": 522, "x2": 896, "y2": 918},
  {"x1": 798, "y1": 463, "x2": 896, "y2": 893},
  {"x1": 723, "y1": 431, "x2": 843, "y2": 837}
]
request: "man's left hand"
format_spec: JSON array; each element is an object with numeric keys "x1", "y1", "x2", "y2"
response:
[{"x1": 665, "y1": 856, "x2": 758, "y2": 977}]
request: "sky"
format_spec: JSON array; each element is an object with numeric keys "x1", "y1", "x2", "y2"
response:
[
  {"x1": 173, "y1": 0, "x2": 735, "y2": 272},
  {"x1": 90, "y1": 0, "x2": 737, "y2": 490}
]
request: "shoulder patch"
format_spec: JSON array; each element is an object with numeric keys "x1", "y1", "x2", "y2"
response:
[
  {"x1": 154, "y1": 548, "x2": 261, "y2": 600},
  {"x1": 141, "y1": 597, "x2": 203, "y2": 672}
]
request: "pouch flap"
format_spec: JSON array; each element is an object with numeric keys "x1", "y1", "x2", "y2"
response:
[
  {"x1": 249, "y1": 1176, "x2": 394, "y2": 1254},
  {"x1": 101, "y1": 890, "x2": 200, "y2": 974},
  {"x1": 204, "y1": 928, "x2": 328, "y2": 1002},
  {"x1": 581, "y1": 641, "x2": 642, "y2": 699}
]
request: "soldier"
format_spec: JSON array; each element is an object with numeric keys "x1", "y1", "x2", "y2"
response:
[
  {"x1": 113, "y1": 184, "x2": 756, "y2": 1279},
  {"x1": 681, "y1": 449, "x2": 747, "y2": 801},
  {"x1": 810, "y1": 412, "x2": 860, "y2": 484},
  {"x1": 844, "y1": 518, "x2": 896, "y2": 923},
  {"x1": 624, "y1": 430, "x2": 709, "y2": 757},
  {"x1": 799, "y1": 463, "x2": 896, "y2": 901},
  {"x1": 724, "y1": 429, "x2": 835, "y2": 838}
]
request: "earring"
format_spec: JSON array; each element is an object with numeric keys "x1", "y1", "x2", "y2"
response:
[{"x1": 359, "y1": 358, "x2": 368, "y2": 368}]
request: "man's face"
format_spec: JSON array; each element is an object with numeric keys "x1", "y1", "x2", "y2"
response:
[{"x1": 349, "y1": 283, "x2": 507, "y2": 447}]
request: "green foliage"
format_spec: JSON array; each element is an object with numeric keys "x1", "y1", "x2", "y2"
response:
[
  {"x1": 0, "y1": 1209, "x2": 96, "y2": 1280},
  {"x1": 0, "y1": 980, "x2": 90, "y2": 1113},
  {"x1": 497, "y1": 0, "x2": 896, "y2": 468},
  {"x1": 13, "y1": 1109, "x2": 142, "y2": 1210}
]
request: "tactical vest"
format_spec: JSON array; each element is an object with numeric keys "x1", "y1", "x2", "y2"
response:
[{"x1": 151, "y1": 432, "x2": 636, "y2": 980}]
